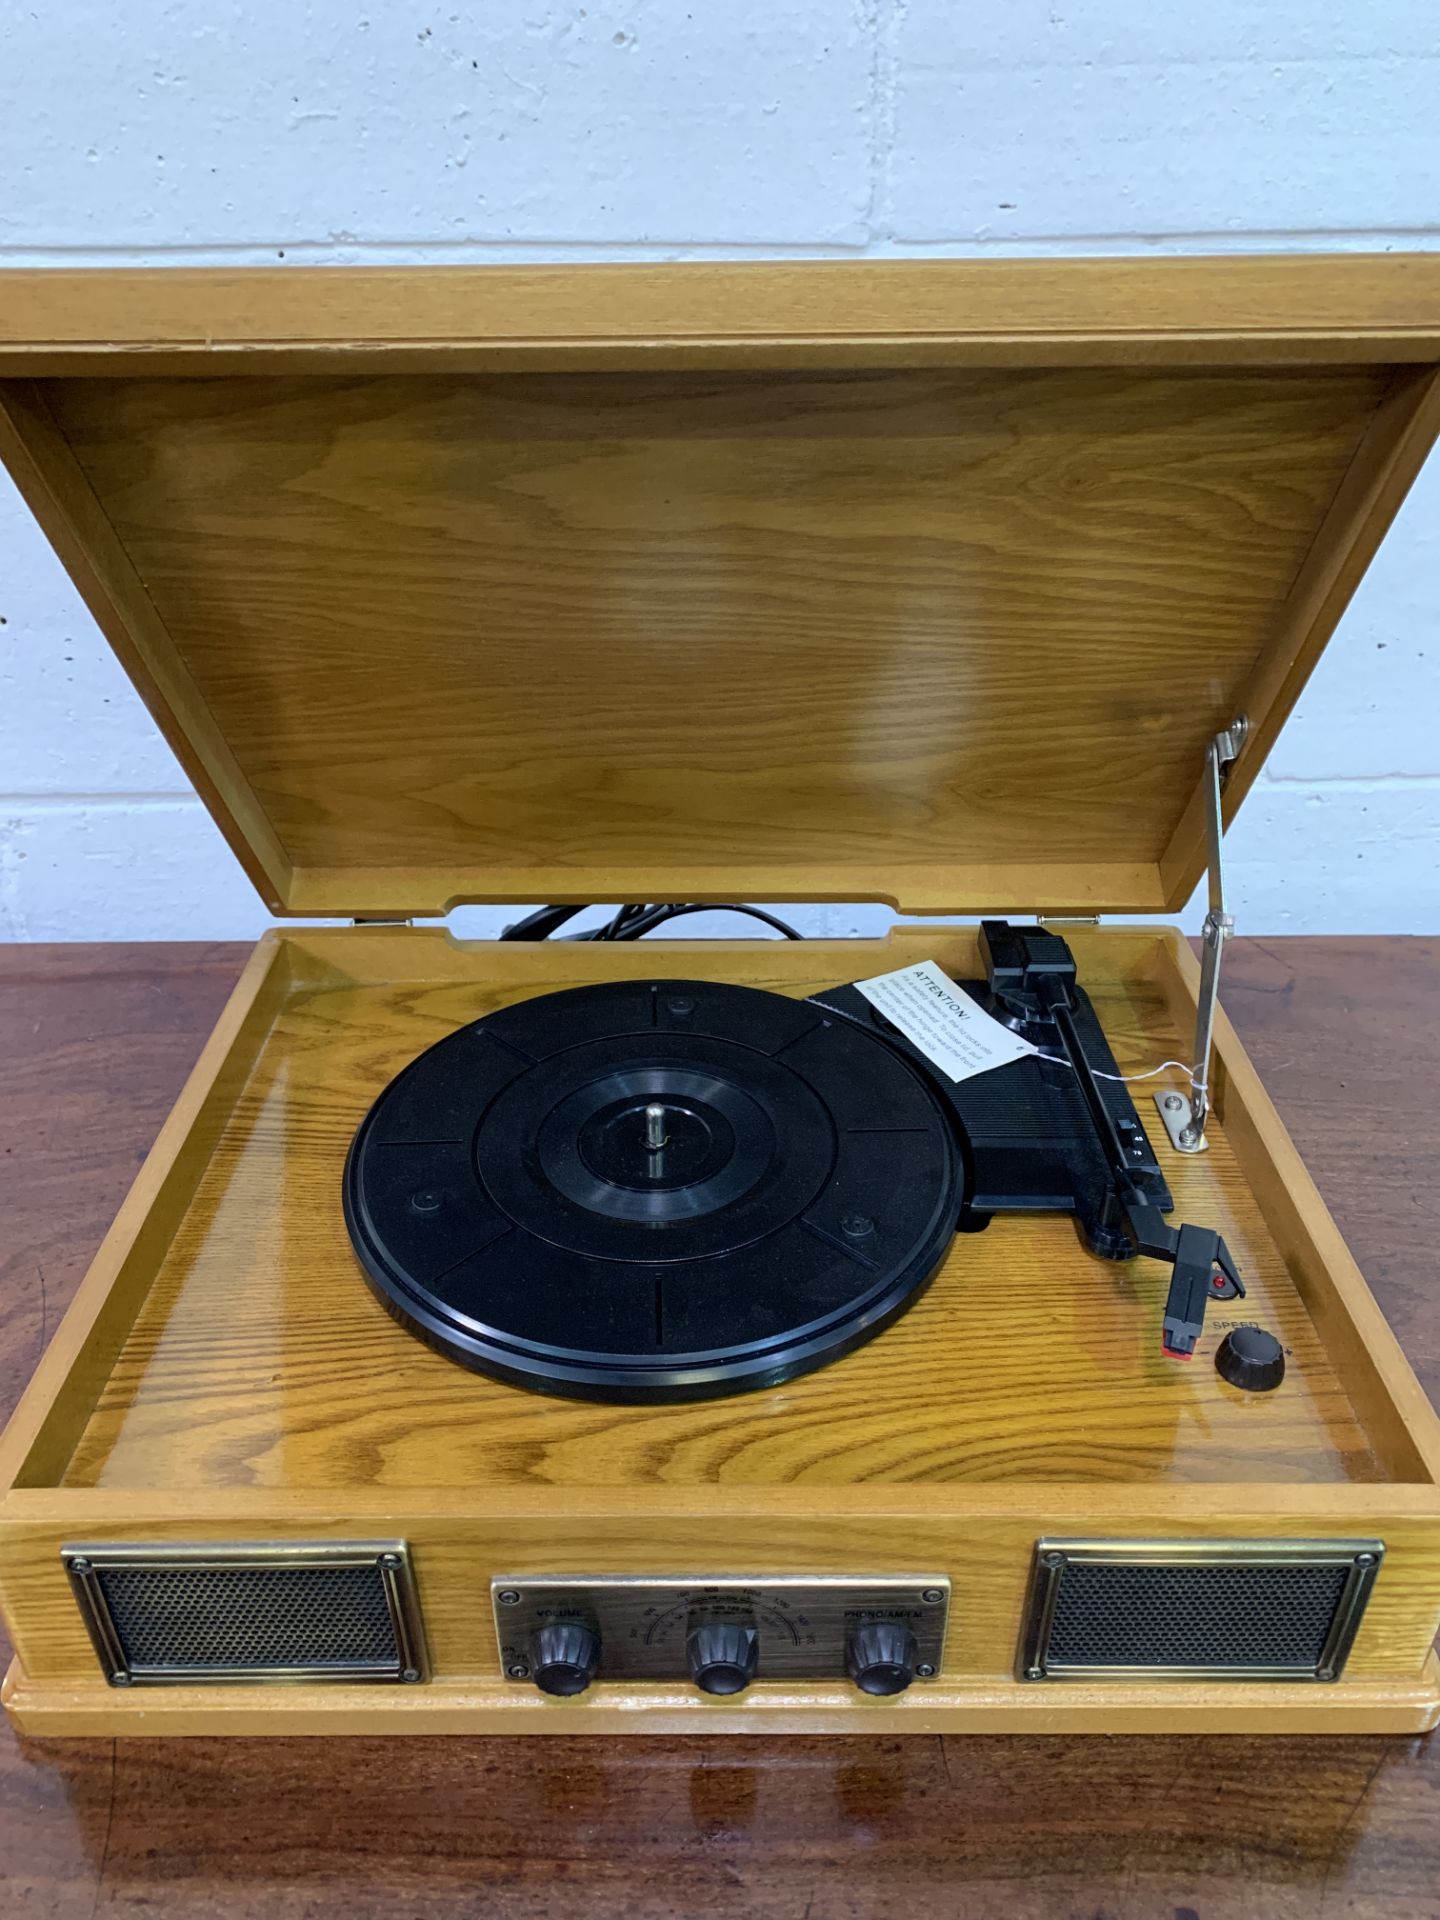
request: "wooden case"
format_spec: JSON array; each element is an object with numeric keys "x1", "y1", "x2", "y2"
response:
[{"x1": 2, "y1": 257, "x2": 1440, "y2": 1735}]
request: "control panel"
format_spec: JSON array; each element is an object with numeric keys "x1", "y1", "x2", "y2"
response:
[{"x1": 492, "y1": 1576, "x2": 949, "y2": 1697}]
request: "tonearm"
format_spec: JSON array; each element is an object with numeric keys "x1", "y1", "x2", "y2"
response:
[{"x1": 980, "y1": 920, "x2": 1245, "y2": 1360}]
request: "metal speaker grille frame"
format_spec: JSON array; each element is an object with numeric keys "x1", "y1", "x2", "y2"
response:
[
  {"x1": 62, "y1": 1541, "x2": 428, "y2": 1688},
  {"x1": 1019, "y1": 1538, "x2": 1384, "y2": 1684}
]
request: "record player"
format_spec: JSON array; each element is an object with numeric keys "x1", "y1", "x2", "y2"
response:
[{"x1": 2, "y1": 256, "x2": 1440, "y2": 1736}]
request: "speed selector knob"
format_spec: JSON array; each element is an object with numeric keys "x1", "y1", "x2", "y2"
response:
[
  {"x1": 529, "y1": 1621, "x2": 600, "y2": 1696},
  {"x1": 687, "y1": 1620, "x2": 759, "y2": 1695},
  {"x1": 1215, "y1": 1324, "x2": 1286, "y2": 1393},
  {"x1": 847, "y1": 1621, "x2": 919, "y2": 1696}
]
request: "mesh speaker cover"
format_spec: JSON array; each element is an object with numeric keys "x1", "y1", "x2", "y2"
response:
[
  {"x1": 1020, "y1": 1540, "x2": 1383, "y2": 1682},
  {"x1": 63, "y1": 1542, "x2": 427, "y2": 1686}
]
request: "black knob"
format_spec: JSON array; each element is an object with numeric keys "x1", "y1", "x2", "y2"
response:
[
  {"x1": 847, "y1": 1621, "x2": 919, "y2": 1696},
  {"x1": 1215, "y1": 1324, "x2": 1286, "y2": 1393},
  {"x1": 687, "y1": 1620, "x2": 758, "y2": 1695},
  {"x1": 529, "y1": 1621, "x2": 600, "y2": 1696}
]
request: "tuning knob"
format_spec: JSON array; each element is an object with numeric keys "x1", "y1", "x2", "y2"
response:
[
  {"x1": 847, "y1": 1621, "x2": 920, "y2": 1696},
  {"x1": 687, "y1": 1620, "x2": 759, "y2": 1695},
  {"x1": 1215, "y1": 1324, "x2": 1286, "y2": 1394},
  {"x1": 528, "y1": 1621, "x2": 600, "y2": 1696}
]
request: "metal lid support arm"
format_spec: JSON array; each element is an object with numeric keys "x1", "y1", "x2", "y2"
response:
[{"x1": 1154, "y1": 717, "x2": 1248, "y2": 1155}]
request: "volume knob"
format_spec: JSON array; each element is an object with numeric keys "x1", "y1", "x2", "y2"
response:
[
  {"x1": 529, "y1": 1621, "x2": 600, "y2": 1696},
  {"x1": 847, "y1": 1621, "x2": 919, "y2": 1696},
  {"x1": 687, "y1": 1620, "x2": 759, "y2": 1696}
]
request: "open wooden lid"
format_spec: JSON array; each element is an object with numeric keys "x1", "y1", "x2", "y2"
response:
[{"x1": 2, "y1": 257, "x2": 1438, "y2": 919}]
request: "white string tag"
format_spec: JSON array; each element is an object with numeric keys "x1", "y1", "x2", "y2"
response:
[{"x1": 853, "y1": 960, "x2": 1038, "y2": 1085}]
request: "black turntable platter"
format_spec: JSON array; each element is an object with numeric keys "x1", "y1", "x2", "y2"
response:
[{"x1": 343, "y1": 979, "x2": 965, "y2": 1402}]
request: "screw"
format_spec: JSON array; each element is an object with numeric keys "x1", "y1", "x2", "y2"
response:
[
  {"x1": 68, "y1": 1557, "x2": 91, "y2": 1576},
  {"x1": 1026, "y1": 1665, "x2": 1044, "y2": 1680},
  {"x1": 401, "y1": 1667, "x2": 422, "y2": 1683},
  {"x1": 1177, "y1": 1126, "x2": 1198, "y2": 1148},
  {"x1": 497, "y1": 1588, "x2": 522, "y2": 1606},
  {"x1": 667, "y1": 996, "x2": 695, "y2": 1017},
  {"x1": 410, "y1": 1189, "x2": 442, "y2": 1214},
  {"x1": 921, "y1": 1588, "x2": 945, "y2": 1605},
  {"x1": 507, "y1": 1663, "x2": 531, "y2": 1680},
  {"x1": 840, "y1": 1213, "x2": 875, "y2": 1239},
  {"x1": 111, "y1": 1671, "x2": 132, "y2": 1687},
  {"x1": 1043, "y1": 1551, "x2": 1066, "y2": 1570},
  {"x1": 1356, "y1": 1553, "x2": 1376, "y2": 1568},
  {"x1": 1162, "y1": 1094, "x2": 1184, "y2": 1112},
  {"x1": 915, "y1": 1662, "x2": 936, "y2": 1679},
  {"x1": 380, "y1": 1553, "x2": 402, "y2": 1570}
]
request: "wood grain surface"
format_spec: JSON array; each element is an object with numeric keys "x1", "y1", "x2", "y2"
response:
[
  {"x1": 19, "y1": 362, "x2": 1391, "y2": 919},
  {"x1": 10, "y1": 925, "x2": 1440, "y2": 1722},
  {"x1": 4, "y1": 255, "x2": 1440, "y2": 370},
  {"x1": 49, "y1": 931, "x2": 1378, "y2": 1495},
  {"x1": 4, "y1": 259, "x2": 1439, "y2": 927},
  {"x1": 2, "y1": 936, "x2": 1440, "y2": 1914}
]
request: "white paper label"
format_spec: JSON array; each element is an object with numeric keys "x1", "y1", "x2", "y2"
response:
[{"x1": 853, "y1": 959, "x2": 1038, "y2": 1084}]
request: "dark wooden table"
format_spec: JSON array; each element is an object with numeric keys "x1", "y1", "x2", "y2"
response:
[{"x1": 2, "y1": 938, "x2": 1438, "y2": 1919}]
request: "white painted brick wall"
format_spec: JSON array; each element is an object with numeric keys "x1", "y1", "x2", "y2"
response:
[{"x1": 1, "y1": 1, "x2": 1437, "y2": 941}]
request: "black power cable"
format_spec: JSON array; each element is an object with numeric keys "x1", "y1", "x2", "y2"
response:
[
  {"x1": 498, "y1": 904, "x2": 587, "y2": 941},
  {"x1": 608, "y1": 903, "x2": 803, "y2": 940},
  {"x1": 598, "y1": 903, "x2": 655, "y2": 940},
  {"x1": 500, "y1": 902, "x2": 803, "y2": 941}
]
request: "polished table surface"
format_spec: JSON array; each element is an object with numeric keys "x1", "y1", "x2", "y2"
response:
[{"x1": 1, "y1": 937, "x2": 1438, "y2": 1919}]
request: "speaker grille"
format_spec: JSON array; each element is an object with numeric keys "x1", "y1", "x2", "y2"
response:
[
  {"x1": 63, "y1": 1542, "x2": 427, "y2": 1687},
  {"x1": 1020, "y1": 1540, "x2": 1382, "y2": 1683}
]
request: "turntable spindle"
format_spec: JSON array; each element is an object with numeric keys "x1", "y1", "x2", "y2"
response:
[{"x1": 644, "y1": 1103, "x2": 669, "y2": 1153}]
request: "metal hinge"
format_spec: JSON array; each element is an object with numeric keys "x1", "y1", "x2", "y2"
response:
[
  {"x1": 350, "y1": 915, "x2": 414, "y2": 927},
  {"x1": 1037, "y1": 915, "x2": 1102, "y2": 926},
  {"x1": 1153, "y1": 715, "x2": 1248, "y2": 1155}
]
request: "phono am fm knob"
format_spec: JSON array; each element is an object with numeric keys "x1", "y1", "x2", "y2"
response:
[{"x1": 846, "y1": 1620, "x2": 920, "y2": 1695}]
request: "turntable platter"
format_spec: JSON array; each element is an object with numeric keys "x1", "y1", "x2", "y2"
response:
[{"x1": 343, "y1": 979, "x2": 964, "y2": 1401}]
